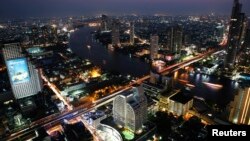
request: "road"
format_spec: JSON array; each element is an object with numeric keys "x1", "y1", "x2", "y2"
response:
[{"x1": 2, "y1": 48, "x2": 219, "y2": 141}]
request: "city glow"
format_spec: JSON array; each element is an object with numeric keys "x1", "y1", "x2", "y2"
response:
[
  {"x1": 88, "y1": 22, "x2": 101, "y2": 27},
  {"x1": 240, "y1": 88, "x2": 250, "y2": 124},
  {"x1": 90, "y1": 68, "x2": 101, "y2": 78},
  {"x1": 203, "y1": 82, "x2": 223, "y2": 89},
  {"x1": 51, "y1": 24, "x2": 57, "y2": 28},
  {"x1": 186, "y1": 83, "x2": 195, "y2": 88},
  {"x1": 125, "y1": 29, "x2": 130, "y2": 34},
  {"x1": 122, "y1": 130, "x2": 134, "y2": 140},
  {"x1": 178, "y1": 79, "x2": 189, "y2": 84},
  {"x1": 1, "y1": 0, "x2": 249, "y2": 140},
  {"x1": 0, "y1": 25, "x2": 5, "y2": 29},
  {"x1": 62, "y1": 27, "x2": 68, "y2": 32}
]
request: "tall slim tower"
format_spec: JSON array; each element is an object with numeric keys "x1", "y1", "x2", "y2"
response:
[
  {"x1": 3, "y1": 43, "x2": 42, "y2": 99},
  {"x1": 101, "y1": 15, "x2": 108, "y2": 31},
  {"x1": 228, "y1": 85, "x2": 250, "y2": 125},
  {"x1": 130, "y1": 22, "x2": 135, "y2": 45},
  {"x1": 239, "y1": 26, "x2": 250, "y2": 66},
  {"x1": 225, "y1": 0, "x2": 247, "y2": 68},
  {"x1": 112, "y1": 19, "x2": 120, "y2": 47},
  {"x1": 168, "y1": 25, "x2": 183, "y2": 54},
  {"x1": 150, "y1": 35, "x2": 159, "y2": 60}
]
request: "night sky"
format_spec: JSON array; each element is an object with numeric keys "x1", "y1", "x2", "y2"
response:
[{"x1": 0, "y1": 0, "x2": 250, "y2": 18}]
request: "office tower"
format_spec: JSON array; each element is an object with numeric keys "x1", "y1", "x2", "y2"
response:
[
  {"x1": 225, "y1": 0, "x2": 247, "y2": 68},
  {"x1": 150, "y1": 35, "x2": 159, "y2": 60},
  {"x1": 113, "y1": 85, "x2": 147, "y2": 132},
  {"x1": 101, "y1": 14, "x2": 108, "y2": 31},
  {"x1": 51, "y1": 25, "x2": 58, "y2": 44},
  {"x1": 30, "y1": 26, "x2": 39, "y2": 45},
  {"x1": 239, "y1": 26, "x2": 250, "y2": 67},
  {"x1": 130, "y1": 22, "x2": 135, "y2": 45},
  {"x1": 111, "y1": 19, "x2": 120, "y2": 47},
  {"x1": 2, "y1": 43, "x2": 42, "y2": 99},
  {"x1": 183, "y1": 34, "x2": 191, "y2": 45},
  {"x1": 168, "y1": 25, "x2": 183, "y2": 54},
  {"x1": 41, "y1": 25, "x2": 49, "y2": 46},
  {"x1": 228, "y1": 85, "x2": 250, "y2": 125},
  {"x1": 215, "y1": 24, "x2": 225, "y2": 42},
  {"x1": 149, "y1": 35, "x2": 160, "y2": 84}
]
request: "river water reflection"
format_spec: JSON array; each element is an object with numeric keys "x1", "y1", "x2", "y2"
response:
[
  {"x1": 69, "y1": 27, "x2": 237, "y2": 106},
  {"x1": 69, "y1": 27, "x2": 150, "y2": 77}
]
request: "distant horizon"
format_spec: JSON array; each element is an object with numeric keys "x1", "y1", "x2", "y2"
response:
[
  {"x1": 0, "y1": 0, "x2": 250, "y2": 19},
  {"x1": 0, "y1": 13, "x2": 234, "y2": 21}
]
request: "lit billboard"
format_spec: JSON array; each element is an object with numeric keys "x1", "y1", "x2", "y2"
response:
[{"x1": 6, "y1": 58, "x2": 30, "y2": 84}]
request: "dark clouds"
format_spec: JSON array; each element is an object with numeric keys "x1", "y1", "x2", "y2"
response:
[{"x1": 0, "y1": 0, "x2": 249, "y2": 18}]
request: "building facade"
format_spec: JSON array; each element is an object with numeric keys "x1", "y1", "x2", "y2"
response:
[
  {"x1": 101, "y1": 15, "x2": 109, "y2": 31},
  {"x1": 168, "y1": 25, "x2": 183, "y2": 54},
  {"x1": 130, "y1": 22, "x2": 135, "y2": 45},
  {"x1": 228, "y1": 85, "x2": 250, "y2": 125},
  {"x1": 239, "y1": 26, "x2": 250, "y2": 67},
  {"x1": 113, "y1": 85, "x2": 147, "y2": 132},
  {"x1": 225, "y1": 0, "x2": 247, "y2": 68},
  {"x1": 159, "y1": 90, "x2": 193, "y2": 116},
  {"x1": 150, "y1": 35, "x2": 159, "y2": 60},
  {"x1": 112, "y1": 20, "x2": 121, "y2": 47},
  {"x1": 2, "y1": 43, "x2": 42, "y2": 99}
]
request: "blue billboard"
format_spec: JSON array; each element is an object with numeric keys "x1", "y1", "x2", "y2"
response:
[{"x1": 6, "y1": 58, "x2": 30, "y2": 84}]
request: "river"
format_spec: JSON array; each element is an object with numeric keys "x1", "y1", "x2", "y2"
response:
[
  {"x1": 69, "y1": 26, "x2": 150, "y2": 77},
  {"x1": 69, "y1": 27, "x2": 237, "y2": 106}
]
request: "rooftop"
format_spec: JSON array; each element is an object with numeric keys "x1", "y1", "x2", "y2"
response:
[
  {"x1": 101, "y1": 117, "x2": 156, "y2": 141},
  {"x1": 169, "y1": 91, "x2": 193, "y2": 104},
  {"x1": 120, "y1": 89, "x2": 134, "y2": 97}
]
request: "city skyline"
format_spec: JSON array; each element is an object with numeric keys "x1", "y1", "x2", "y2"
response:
[
  {"x1": 0, "y1": 0, "x2": 250, "y2": 18},
  {"x1": 0, "y1": 0, "x2": 250, "y2": 140}
]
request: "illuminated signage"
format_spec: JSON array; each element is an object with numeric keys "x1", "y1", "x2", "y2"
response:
[{"x1": 6, "y1": 58, "x2": 30, "y2": 84}]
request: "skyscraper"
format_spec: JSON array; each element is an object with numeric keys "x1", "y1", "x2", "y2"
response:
[
  {"x1": 112, "y1": 19, "x2": 120, "y2": 47},
  {"x1": 113, "y1": 85, "x2": 147, "y2": 132},
  {"x1": 225, "y1": 0, "x2": 247, "y2": 68},
  {"x1": 239, "y1": 25, "x2": 250, "y2": 67},
  {"x1": 228, "y1": 85, "x2": 250, "y2": 125},
  {"x1": 215, "y1": 24, "x2": 225, "y2": 42},
  {"x1": 168, "y1": 25, "x2": 183, "y2": 54},
  {"x1": 150, "y1": 35, "x2": 159, "y2": 60},
  {"x1": 130, "y1": 22, "x2": 135, "y2": 45},
  {"x1": 3, "y1": 43, "x2": 42, "y2": 99},
  {"x1": 101, "y1": 14, "x2": 109, "y2": 31}
]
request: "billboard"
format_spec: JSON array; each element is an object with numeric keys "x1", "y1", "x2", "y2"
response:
[{"x1": 6, "y1": 58, "x2": 30, "y2": 84}]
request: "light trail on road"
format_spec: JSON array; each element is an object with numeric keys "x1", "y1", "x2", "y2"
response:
[{"x1": 3, "y1": 48, "x2": 221, "y2": 141}]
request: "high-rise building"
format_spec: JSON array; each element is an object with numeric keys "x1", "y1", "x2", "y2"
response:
[
  {"x1": 215, "y1": 24, "x2": 225, "y2": 42},
  {"x1": 167, "y1": 25, "x2": 183, "y2": 54},
  {"x1": 2, "y1": 43, "x2": 42, "y2": 99},
  {"x1": 149, "y1": 35, "x2": 160, "y2": 85},
  {"x1": 239, "y1": 25, "x2": 250, "y2": 67},
  {"x1": 183, "y1": 34, "x2": 191, "y2": 45},
  {"x1": 130, "y1": 22, "x2": 135, "y2": 45},
  {"x1": 51, "y1": 25, "x2": 58, "y2": 44},
  {"x1": 101, "y1": 15, "x2": 109, "y2": 31},
  {"x1": 111, "y1": 19, "x2": 120, "y2": 47},
  {"x1": 228, "y1": 85, "x2": 250, "y2": 125},
  {"x1": 150, "y1": 35, "x2": 159, "y2": 60},
  {"x1": 225, "y1": 0, "x2": 247, "y2": 68},
  {"x1": 113, "y1": 85, "x2": 147, "y2": 132}
]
